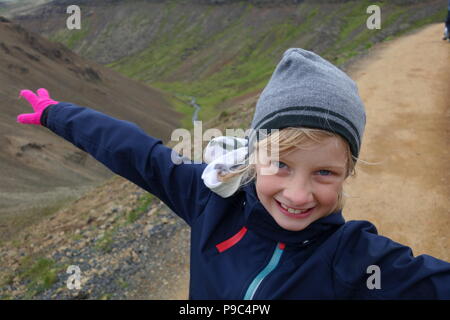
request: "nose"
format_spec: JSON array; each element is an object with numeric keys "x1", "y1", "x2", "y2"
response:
[{"x1": 281, "y1": 175, "x2": 314, "y2": 207}]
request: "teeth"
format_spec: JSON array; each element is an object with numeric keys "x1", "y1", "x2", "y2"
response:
[{"x1": 280, "y1": 202, "x2": 309, "y2": 214}]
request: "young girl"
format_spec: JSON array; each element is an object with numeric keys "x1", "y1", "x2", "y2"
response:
[{"x1": 16, "y1": 48, "x2": 450, "y2": 299}]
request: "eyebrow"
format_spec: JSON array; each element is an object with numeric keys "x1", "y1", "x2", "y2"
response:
[{"x1": 278, "y1": 157, "x2": 345, "y2": 170}]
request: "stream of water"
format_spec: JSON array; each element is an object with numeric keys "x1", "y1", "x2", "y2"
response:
[{"x1": 189, "y1": 96, "x2": 201, "y2": 124}]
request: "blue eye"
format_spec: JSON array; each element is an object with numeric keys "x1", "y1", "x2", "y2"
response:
[
  {"x1": 273, "y1": 161, "x2": 287, "y2": 169},
  {"x1": 318, "y1": 170, "x2": 332, "y2": 176}
]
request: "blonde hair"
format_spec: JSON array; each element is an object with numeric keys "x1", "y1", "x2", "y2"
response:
[{"x1": 217, "y1": 127, "x2": 359, "y2": 212}]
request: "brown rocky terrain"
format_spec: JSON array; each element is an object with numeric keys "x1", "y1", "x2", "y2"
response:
[{"x1": 0, "y1": 17, "x2": 181, "y2": 241}]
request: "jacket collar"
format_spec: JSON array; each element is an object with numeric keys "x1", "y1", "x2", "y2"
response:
[{"x1": 242, "y1": 182, "x2": 345, "y2": 247}]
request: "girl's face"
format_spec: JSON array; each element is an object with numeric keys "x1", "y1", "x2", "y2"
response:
[{"x1": 255, "y1": 136, "x2": 348, "y2": 232}]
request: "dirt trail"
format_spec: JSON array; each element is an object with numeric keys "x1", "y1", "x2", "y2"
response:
[{"x1": 344, "y1": 23, "x2": 450, "y2": 262}]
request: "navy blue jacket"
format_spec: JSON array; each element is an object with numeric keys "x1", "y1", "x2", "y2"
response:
[{"x1": 43, "y1": 102, "x2": 450, "y2": 299}]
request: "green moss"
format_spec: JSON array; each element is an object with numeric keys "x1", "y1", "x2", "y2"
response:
[
  {"x1": 394, "y1": 7, "x2": 448, "y2": 38},
  {"x1": 48, "y1": 17, "x2": 91, "y2": 49},
  {"x1": 70, "y1": 233, "x2": 84, "y2": 242},
  {"x1": 126, "y1": 193, "x2": 154, "y2": 224},
  {"x1": 66, "y1": 21, "x2": 91, "y2": 49},
  {"x1": 113, "y1": 4, "x2": 196, "y2": 79},
  {"x1": 328, "y1": 2, "x2": 401, "y2": 65},
  {"x1": 100, "y1": 292, "x2": 112, "y2": 300},
  {"x1": 95, "y1": 233, "x2": 112, "y2": 253},
  {"x1": 338, "y1": 0, "x2": 378, "y2": 41},
  {"x1": 17, "y1": 257, "x2": 64, "y2": 298},
  {"x1": 94, "y1": 228, "x2": 115, "y2": 253},
  {"x1": 115, "y1": 277, "x2": 129, "y2": 289},
  {"x1": 331, "y1": 3, "x2": 445, "y2": 66}
]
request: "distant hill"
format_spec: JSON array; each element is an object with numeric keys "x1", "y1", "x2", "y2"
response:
[
  {"x1": 0, "y1": 17, "x2": 181, "y2": 238},
  {"x1": 11, "y1": 0, "x2": 448, "y2": 129},
  {"x1": 0, "y1": 0, "x2": 53, "y2": 19}
]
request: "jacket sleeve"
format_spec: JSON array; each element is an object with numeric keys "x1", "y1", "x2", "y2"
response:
[
  {"x1": 45, "y1": 102, "x2": 211, "y2": 227},
  {"x1": 332, "y1": 221, "x2": 450, "y2": 299}
]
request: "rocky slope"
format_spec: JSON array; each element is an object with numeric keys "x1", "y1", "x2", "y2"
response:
[{"x1": 0, "y1": 17, "x2": 181, "y2": 241}]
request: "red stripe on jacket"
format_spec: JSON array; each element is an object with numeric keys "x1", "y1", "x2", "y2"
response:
[{"x1": 216, "y1": 227, "x2": 248, "y2": 253}]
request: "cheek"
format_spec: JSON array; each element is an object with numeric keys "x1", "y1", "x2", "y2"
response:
[
  {"x1": 316, "y1": 183, "x2": 342, "y2": 205},
  {"x1": 256, "y1": 175, "x2": 272, "y2": 193},
  {"x1": 255, "y1": 174, "x2": 279, "y2": 199}
]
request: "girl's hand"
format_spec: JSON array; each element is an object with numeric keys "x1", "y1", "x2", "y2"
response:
[{"x1": 17, "y1": 88, "x2": 59, "y2": 125}]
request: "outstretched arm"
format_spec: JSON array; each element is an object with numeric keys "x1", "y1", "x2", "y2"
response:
[
  {"x1": 16, "y1": 89, "x2": 211, "y2": 226},
  {"x1": 332, "y1": 221, "x2": 450, "y2": 299}
]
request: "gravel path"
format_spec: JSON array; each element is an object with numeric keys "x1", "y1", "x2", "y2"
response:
[
  {"x1": 0, "y1": 176, "x2": 190, "y2": 300},
  {"x1": 343, "y1": 23, "x2": 450, "y2": 262}
]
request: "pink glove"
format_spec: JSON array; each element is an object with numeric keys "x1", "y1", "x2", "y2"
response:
[{"x1": 17, "y1": 88, "x2": 59, "y2": 125}]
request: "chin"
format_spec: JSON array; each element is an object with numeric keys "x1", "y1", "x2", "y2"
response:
[
  {"x1": 272, "y1": 215, "x2": 311, "y2": 232},
  {"x1": 281, "y1": 223, "x2": 309, "y2": 232}
]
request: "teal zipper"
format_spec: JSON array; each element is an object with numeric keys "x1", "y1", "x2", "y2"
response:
[{"x1": 243, "y1": 242, "x2": 285, "y2": 300}]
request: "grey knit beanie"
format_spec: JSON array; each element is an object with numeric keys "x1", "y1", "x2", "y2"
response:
[{"x1": 247, "y1": 48, "x2": 366, "y2": 159}]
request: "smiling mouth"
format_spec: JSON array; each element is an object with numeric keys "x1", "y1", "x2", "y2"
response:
[{"x1": 275, "y1": 200, "x2": 315, "y2": 218}]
